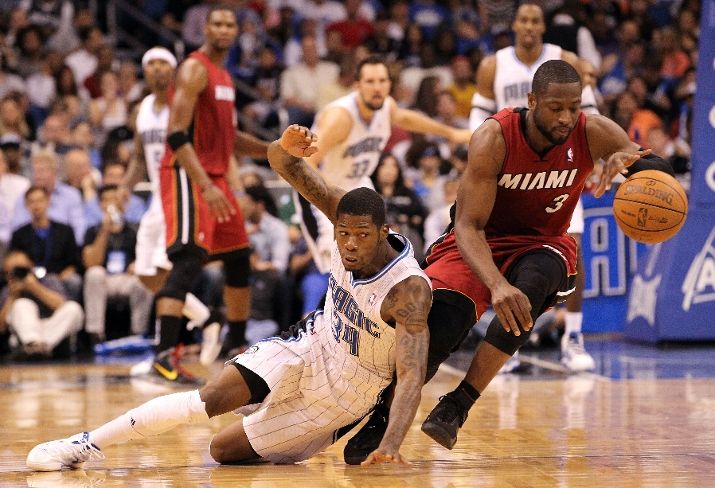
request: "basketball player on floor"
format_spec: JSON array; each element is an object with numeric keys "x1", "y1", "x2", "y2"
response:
[
  {"x1": 139, "y1": 7, "x2": 267, "y2": 384},
  {"x1": 295, "y1": 55, "x2": 471, "y2": 308},
  {"x1": 343, "y1": 60, "x2": 675, "y2": 462},
  {"x1": 468, "y1": 3, "x2": 599, "y2": 373},
  {"x1": 27, "y1": 124, "x2": 433, "y2": 469}
]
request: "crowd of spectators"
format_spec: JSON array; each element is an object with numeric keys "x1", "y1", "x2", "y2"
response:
[{"x1": 0, "y1": 0, "x2": 700, "y2": 360}]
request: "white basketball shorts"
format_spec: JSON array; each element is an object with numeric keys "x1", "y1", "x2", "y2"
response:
[
  {"x1": 230, "y1": 313, "x2": 375, "y2": 464},
  {"x1": 134, "y1": 197, "x2": 172, "y2": 276}
]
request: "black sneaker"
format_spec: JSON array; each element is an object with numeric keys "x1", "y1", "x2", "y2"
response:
[
  {"x1": 343, "y1": 402, "x2": 389, "y2": 465},
  {"x1": 150, "y1": 346, "x2": 203, "y2": 386},
  {"x1": 420, "y1": 393, "x2": 469, "y2": 450}
]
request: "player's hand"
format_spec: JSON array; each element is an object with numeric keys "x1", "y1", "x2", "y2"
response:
[
  {"x1": 361, "y1": 447, "x2": 410, "y2": 466},
  {"x1": 594, "y1": 148, "x2": 651, "y2": 198},
  {"x1": 490, "y1": 282, "x2": 532, "y2": 336},
  {"x1": 449, "y1": 128, "x2": 472, "y2": 145},
  {"x1": 203, "y1": 184, "x2": 235, "y2": 223},
  {"x1": 279, "y1": 124, "x2": 318, "y2": 158}
]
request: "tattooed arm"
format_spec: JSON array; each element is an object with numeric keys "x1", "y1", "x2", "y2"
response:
[
  {"x1": 267, "y1": 124, "x2": 345, "y2": 224},
  {"x1": 362, "y1": 275, "x2": 432, "y2": 465}
]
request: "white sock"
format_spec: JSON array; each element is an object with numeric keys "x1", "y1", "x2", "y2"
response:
[
  {"x1": 89, "y1": 390, "x2": 208, "y2": 450},
  {"x1": 183, "y1": 293, "x2": 210, "y2": 330},
  {"x1": 564, "y1": 312, "x2": 583, "y2": 336}
]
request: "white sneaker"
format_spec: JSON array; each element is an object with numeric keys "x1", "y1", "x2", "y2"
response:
[
  {"x1": 129, "y1": 356, "x2": 154, "y2": 377},
  {"x1": 498, "y1": 351, "x2": 521, "y2": 374},
  {"x1": 26, "y1": 432, "x2": 104, "y2": 471},
  {"x1": 561, "y1": 332, "x2": 596, "y2": 372}
]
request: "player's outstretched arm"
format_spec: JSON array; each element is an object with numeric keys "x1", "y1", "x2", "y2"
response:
[
  {"x1": 586, "y1": 114, "x2": 674, "y2": 197},
  {"x1": 362, "y1": 275, "x2": 432, "y2": 466},
  {"x1": 390, "y1": 99, "x2": 472, "y2": 144},
  {"x1": 267, "y1": 125, "x2": 346, "y2": 224},
  {"x1": 455, "y1": 121, "x2": 532, "y2": 335}
]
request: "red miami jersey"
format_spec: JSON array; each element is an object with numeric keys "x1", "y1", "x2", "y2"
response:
[
  {"x1": 486, "y1": 107, "x2": 593, "y2": 238},
  {"x1": 423, "y1": 108, "x2": 593, "y2": 317},
  {"x1": 161, "y1": 50, "x2": 236, "y2": 175}
]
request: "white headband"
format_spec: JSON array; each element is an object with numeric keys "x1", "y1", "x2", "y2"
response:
[{"x1": 142, "y1": 47, "x2": 177, "y2": 69}]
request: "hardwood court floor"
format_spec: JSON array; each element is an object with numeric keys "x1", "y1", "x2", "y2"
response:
[{"x1": 2, "y1": 361, "x2": 715, "y2": 487}]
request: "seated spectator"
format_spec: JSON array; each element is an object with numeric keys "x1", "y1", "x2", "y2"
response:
[
  {"x1": 9, "y1": 185, "x2": 82, "y2": 301},
  {"x1": 0, "y1": 249, "x2": 83, "y2": 359},
  {"x1": 371, "y1": 153, "x2": 426, "y2": 258},
  {"x1": 447, "y1": 55, "x2": 477, "y2": 120},
  {"x1": 70, "y1": 120, "x2": 102, "y2": 169},
  {"x1": 89, "y1": 71, "x2": 128, "y2": 146},
  {"x1": 404, "y1": 141, "x2": 451, "y2": 212},
  {"x1": 240, "y1": 185, "x2": 290, "y2": 338},
  {"x1": 64, "y1": 25, "x2": 103, "y2": 87},
  {"x1": 83, "y1": 45, "x2": 116, "y2": 99},
  {"x1": 11, "y1": 150, "x2": 86, "y2": 245},
  {"x1": 325, "y1": 0, "x2": 374, "y2": 50},
  {"x1": 36, "y1": 113, "x2": 73, "y2": 155},
  {"x1": 82, "y1": 185, "x2": 152, "y2": 344},
  {"x1": 85, "y1": 161, "x2": 146, "y2": 228},
  {"x1": 63, "y1": 147, "x2": 100, "y2": 204},
  {"x1": 0, "y1": 149, "x2": 30, "y2": 258},
  {"x1": 0, "y1": 132, "x2": 28, "y2": 176},
  {"x1": 0, "y1": 94, "x2": 32, "y2": 141},
  {"x1": 279, "y1": 35, "x2": 338, "y2": 126},
  {"x1": 14, "y1": 24, "x2": 44, "y2": 78}
]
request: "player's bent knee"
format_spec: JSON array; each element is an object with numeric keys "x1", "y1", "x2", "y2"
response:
[{"x1": 484, "y1": 319, "x2": 532, "y2": 356}]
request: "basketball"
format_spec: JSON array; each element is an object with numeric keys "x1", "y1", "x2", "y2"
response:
[{"x1": 612, "y1": 170, "x2": 688, "y2": 244}]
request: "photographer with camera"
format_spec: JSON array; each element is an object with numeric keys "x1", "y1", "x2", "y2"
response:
[
  {"x1": 0, "y1": 249, "x2": 83, "y2": 358},
  {"x1": 9, "y1": 186, "x2": 82, "y2": 302},
  {"x1": 82, "y1": 184, "x2": 152, "y2": 345}
]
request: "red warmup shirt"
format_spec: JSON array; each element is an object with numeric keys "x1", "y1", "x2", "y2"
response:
[{"x1": 161, "y1": 50, "x2": 236, "y2": 176}]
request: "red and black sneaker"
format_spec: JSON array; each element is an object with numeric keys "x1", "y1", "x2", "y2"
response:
[{"x1": 150, "y1": 345, "x2": 204, "y2": 386}]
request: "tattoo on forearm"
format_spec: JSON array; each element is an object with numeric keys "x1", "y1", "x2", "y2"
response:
[{"x1": 281, "y1": 154, "x2": 329, "y2": 203}]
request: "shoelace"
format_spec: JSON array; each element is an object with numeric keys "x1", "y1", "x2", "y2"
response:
[
  {"x1": 171, "y1": 344, "x2": 196, "y2": 380},
  {"x1": 434, "y1": 395, "x2": 467, "y2": 424},
  {"x1": 43, "y1": 439, "x2": 105, "y2": 465},
  {"x1": 566, "y1": 335, "x2": 587, "y2": 355}
]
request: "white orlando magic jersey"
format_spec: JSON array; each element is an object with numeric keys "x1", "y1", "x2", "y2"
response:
[
  {"x1": 312, "y1": 91, "x2": 392, "y2": 190},
  {"x1": 493, "y1": 43, "x2": 562, "y2": 110},
  {"x1": 317, "y1": 233, "x2": 430, "y2": 410},
  {"x1": 135, "y1": 94, "x2": 169, "y2": 191}
]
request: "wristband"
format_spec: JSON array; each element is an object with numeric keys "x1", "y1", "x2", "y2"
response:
[{"x1": 167, "y1": 131, "x2": 191, "y2": 151}]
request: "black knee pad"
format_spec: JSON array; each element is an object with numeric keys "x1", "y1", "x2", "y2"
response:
[
  {"x1": 222, "y1": 249, "x2": 251, "y2": 288},
  {"x1": 484, "y1": 251, "x2": 566, "y2": 356},
  {"x1": 484, "y1": 318, "x2": 533, "y2": 355},
  {"x1": 156, "y1": 252, "x2": 204, "y2": 300}
]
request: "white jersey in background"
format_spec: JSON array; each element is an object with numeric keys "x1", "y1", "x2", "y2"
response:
[
  {"x1": 296, "y1": 91, "x2": 393, "y2": 274},
  {"x1": 313, "y1": 91, "x2": 392, "y2": 190},
  {"x1": 233, "y1": 233, "x2": 430, "y2": 463},
  {"x1": 136, "y1": 94, "x2": 169, "y2": 191},
  {"x1": 134, "y1": 93, "x2": 171, "y2": 276},
  {"x1": 493, "y1": 43, "x2": 562, "y2": 110}
]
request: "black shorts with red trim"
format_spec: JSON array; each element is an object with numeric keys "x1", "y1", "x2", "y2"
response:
[{"x1": 160, "y1": 165, "x2": 249, "y2": 260}]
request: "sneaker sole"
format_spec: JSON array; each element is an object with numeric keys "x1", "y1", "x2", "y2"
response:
[{"x1": 421, "y1": 421, "x2": 457, "y2": 450}]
